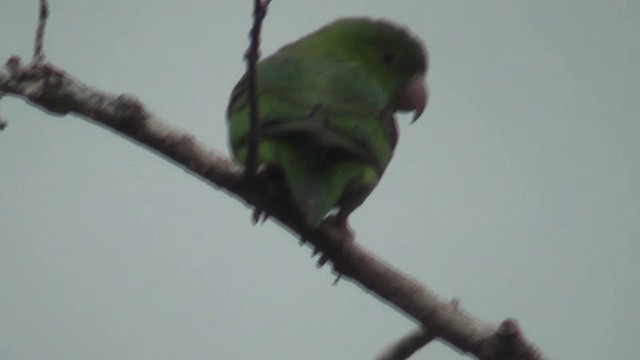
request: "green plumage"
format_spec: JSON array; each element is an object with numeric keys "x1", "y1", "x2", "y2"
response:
[{"x1": 227, "y1": 18, "x2": 428, "y2": 227}]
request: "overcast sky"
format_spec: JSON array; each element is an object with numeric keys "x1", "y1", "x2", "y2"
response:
[{"x1": 1, "y1": 1, "x2": 638, "y2": 359}]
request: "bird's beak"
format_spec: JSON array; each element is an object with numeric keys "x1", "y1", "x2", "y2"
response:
[{"x1": 397, "y1": 74, "x2": 427, "y2": 123}]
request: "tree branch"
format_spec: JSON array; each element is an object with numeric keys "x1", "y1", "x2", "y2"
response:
[
  {"x1": 0, "y1": 4, "x2": 549, "y2": 359},
  {"x1": 0, "y1": 57, "x2": 546, "y2": 360}
]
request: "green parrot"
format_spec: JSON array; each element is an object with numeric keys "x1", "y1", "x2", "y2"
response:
[{"x1": 227, "y1": 17, "x2": 428, "y2": 229}]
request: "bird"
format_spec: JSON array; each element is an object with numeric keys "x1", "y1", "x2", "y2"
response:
[{"x1": 227, "y1": 17, "x2": 428, "y2": 230}]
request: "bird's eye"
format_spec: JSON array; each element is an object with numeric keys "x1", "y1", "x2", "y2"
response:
[{"x1": 381, "y1": 50, "x2": 397, "y2": 65}]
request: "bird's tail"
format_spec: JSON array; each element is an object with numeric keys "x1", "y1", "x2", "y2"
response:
[{"x1": 272, "y1": 143, "x2": 354, "y2": 228}]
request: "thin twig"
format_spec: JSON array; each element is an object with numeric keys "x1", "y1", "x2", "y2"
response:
[
  {"x1": 244, "y1": 0, "x2": 271, "y2": 177},
  {"x1": 374, "y1": 327, "x2": 436, "y2": 360},
  {"x1": 33, "y1": 0, "x2": 50, "y2": 63}
]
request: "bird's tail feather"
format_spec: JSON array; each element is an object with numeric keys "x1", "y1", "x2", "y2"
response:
[{"x1": 273, "y1": 144, "x2": 352, "y2": 228}]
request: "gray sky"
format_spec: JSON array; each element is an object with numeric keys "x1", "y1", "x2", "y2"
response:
[{"x1": 1, "y1": 1, "x2": 638, "y2": 359}]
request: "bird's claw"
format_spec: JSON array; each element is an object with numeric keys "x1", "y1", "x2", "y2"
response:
[{"x1": 251, "y1": 207, "x2": 269, "y2": 225}]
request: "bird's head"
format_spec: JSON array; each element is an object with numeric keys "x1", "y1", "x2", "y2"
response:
[{"x1": 315, "y1": 18, "x2": 429, "y2": 122}]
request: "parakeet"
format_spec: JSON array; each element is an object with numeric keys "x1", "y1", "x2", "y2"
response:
[{"x1": 227, "y1": 17, "x2": 428, "y2": 229}]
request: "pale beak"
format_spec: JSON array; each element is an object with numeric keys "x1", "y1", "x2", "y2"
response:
[{"x1": 397, "y1": 74, "x2": 428, "y2": 123}]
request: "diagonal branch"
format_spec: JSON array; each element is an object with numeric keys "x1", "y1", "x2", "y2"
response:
[
  {"x1": 0, "y1": 58, "x2": 546, "y2": 360},
  {"x1": 0, "y1": 3, "x2": 547, "y2": 359}
]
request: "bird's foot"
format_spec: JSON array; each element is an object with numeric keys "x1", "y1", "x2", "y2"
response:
[
  {"x1": 324, "y1": 213, "x2": 355, "y2": 244},
  {"x1": 311, "y1": 214, "x2": 355, "y2": 268},
  {"x1": 247, "y1": 165, "x2": 283, "y2": 225}
]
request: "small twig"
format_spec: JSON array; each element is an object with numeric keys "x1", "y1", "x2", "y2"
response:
[
  {"x1": 244, "y1": 0, "x2": 271, "y2": 177},
  {"x1": 374, "y1": 298, "x2": 460, "y2": 360},
  {"x1": 374, "y1": 327, "x2": 436, "y2": 360},
  {"x1": 0, "y1": 65, "x2": 9, "y2": 129},
  {"x1": 33, "y1": 0, "x2": 50, "y2": 63}
]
